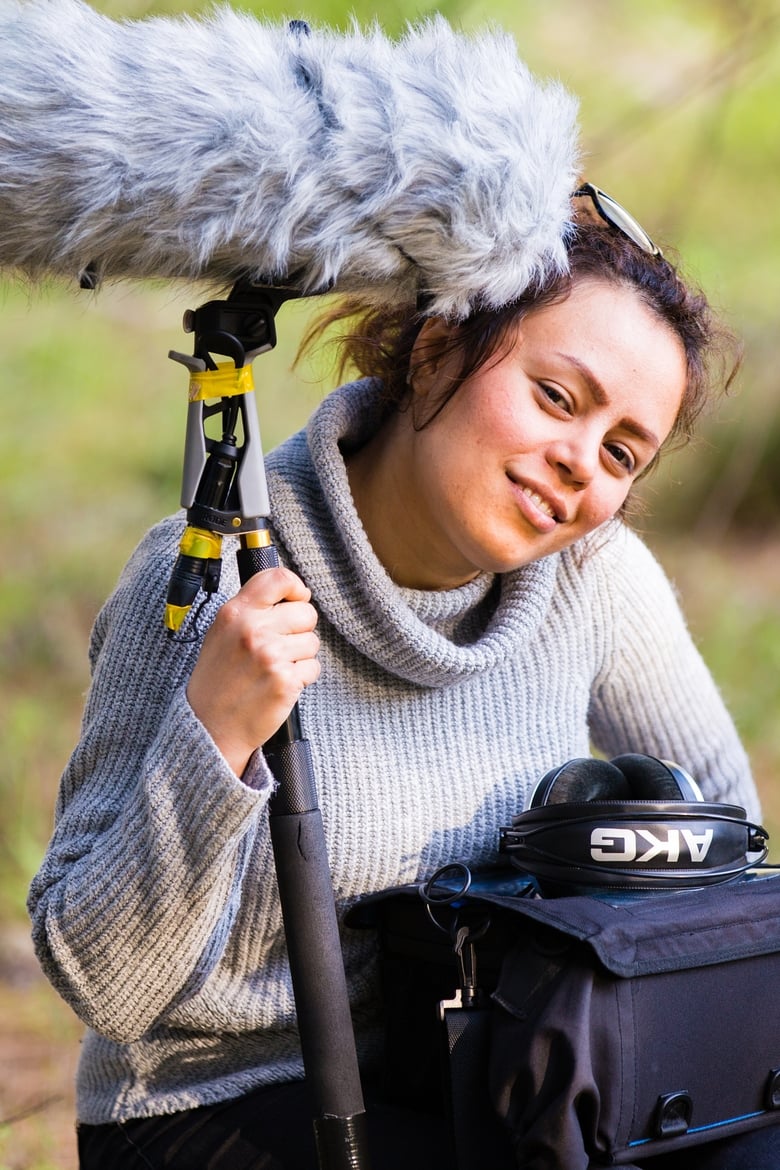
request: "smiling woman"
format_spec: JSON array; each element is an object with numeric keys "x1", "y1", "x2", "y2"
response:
[
  {"x1": 344, "y1": 279, "x2": 687, "y2": 588},
  {"x1": 29, "y1": 191, "x2": 766, "y2": 1170}
]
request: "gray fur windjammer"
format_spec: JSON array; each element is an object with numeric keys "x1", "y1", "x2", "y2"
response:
[{"x1": 0, "y1": 0, "x2": 579, "y2": 316}]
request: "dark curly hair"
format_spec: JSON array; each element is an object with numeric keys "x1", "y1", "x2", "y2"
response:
[{"x1": 300, "y1": 212, "x2": 740, "y2": 469}]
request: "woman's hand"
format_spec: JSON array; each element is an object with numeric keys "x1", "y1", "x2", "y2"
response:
[{"x1": 186, "y1": 567, "x2": 321, "y2": 777}]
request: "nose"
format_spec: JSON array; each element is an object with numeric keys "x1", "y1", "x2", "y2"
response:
[{"x1": 547, "y1": 434, "x2": 599, "y2": 490}]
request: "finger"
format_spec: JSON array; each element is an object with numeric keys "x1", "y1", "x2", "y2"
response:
[
  {"x1": 293, "y1": 655, "x2": 322, "y2": 690},
  {"x1": 215, "y1": 584, "x2": 317, "y2": 643},
  {"x1": 258, "y1": 651, "x2": 321, "y2": 712},
  {"x1": 236, "y1": 566, "x2": 311, "y2": 608},
  {"x1": 264, "y1": 600, "x2": 319, "y2": 636},
  {"x1": 234, "y1": 625, "x2": 319, "y2": 679},
  {"x1": 283, "y1": 630, "x2": 321, "y2": 663}
]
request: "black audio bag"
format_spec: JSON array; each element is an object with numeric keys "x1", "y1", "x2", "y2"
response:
[
  {"x1": 350, "y1": 869, "x2": 780, "y2": 1169},
  {"x1": 489, "y1": 872, "x2": 780, "y2": 1166}
]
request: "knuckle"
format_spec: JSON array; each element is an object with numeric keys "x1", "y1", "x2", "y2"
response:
[
  {"x1": 216, "y1": 596, "x2": 243, "y2": 628},
  {"x1": 244, "y1": 566, "x2": 284, "y2": 600},
  {"x1": 292, "y1": 601, "x2": 318, "y2": 632},
  {"x1": 248, "y1": 635, "x2": 279, "y2": 672}
]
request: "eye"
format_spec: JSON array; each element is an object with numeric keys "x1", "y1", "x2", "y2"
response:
[
  {"x1": 538, "y1": 382, "x2": 572, "y2": 413},
  {"x1": 604, "y1": 441, "x2": 636, "y2": 475}
]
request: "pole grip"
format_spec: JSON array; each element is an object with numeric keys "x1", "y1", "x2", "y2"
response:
[
  {"x1": 314, "y1": 1114, "x2": 373, "y2": 1170},
  {"x1": 237, "y1": 535, "x2": 372, "y2": 1168},
  {"x1": 237, "y1": 541, "x2": 280, "y2": 578},
  {"x1": 269, "y1": 805, "x2": 367, "y2": 1120}
]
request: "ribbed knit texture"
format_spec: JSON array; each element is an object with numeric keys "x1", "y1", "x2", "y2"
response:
[{"x1": 28, "y1": 378, "x2": 758, "y2": 1124}]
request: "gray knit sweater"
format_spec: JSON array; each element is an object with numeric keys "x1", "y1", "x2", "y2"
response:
[{"x1": 29, "y1": 378, "x2": 758, "y2": 1125}]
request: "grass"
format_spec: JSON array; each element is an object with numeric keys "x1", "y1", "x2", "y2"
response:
[{"x1": 0, "y1": 930, "x2": 81, "y2": 1170}]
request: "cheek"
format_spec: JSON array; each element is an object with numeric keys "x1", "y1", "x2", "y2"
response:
[
  {"x1": 421, "y1": 393, "x2": 501, "y2": 471},
  {"x1": 460, "y1": 394, "x2": 528, "y2": 466},
  {"x1": 588, "y1": 478, "x2": 633, "y2": 527},
  {"x1": 598, "y1": 482, "x2": 636, "y2": 524},
  {"x1": 414, "y1": 378, "x2": 529, "y2": 507}
]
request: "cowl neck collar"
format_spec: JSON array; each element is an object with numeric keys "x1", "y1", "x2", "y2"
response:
[{"x1": 266, "y1": 379, "x2": 558, "y2": 688}]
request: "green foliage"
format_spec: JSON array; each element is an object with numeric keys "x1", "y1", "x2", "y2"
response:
[
  {"x1": 2, "y1": 0, "x2": 780, "y2": 925},
  {"x1": 0, "y1": 281, "x2": 327, "y2": 919},
  {"x1": 643, "y1": 538, "x2": 780, "y2": 843},
  {"x1": 0, "y1": 1128, "x2": 60, "y2": 1170},
  {"x1": 96, "y1": 0, "x2": 467, "y2": 31},
  {"x1": 86, "y1": 0, "x2": 780, "y2": 528}
]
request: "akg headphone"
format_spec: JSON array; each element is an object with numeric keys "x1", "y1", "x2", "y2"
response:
[{"x1": 500, "y1": 754, "x2": 769, "y2": 894}]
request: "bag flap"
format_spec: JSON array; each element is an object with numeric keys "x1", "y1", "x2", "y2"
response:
[
  {"x1": 479, "y1": 870, "x2": 780, "y2": 976},
  {"x1": 348, "y1": 869, "x2": 780, "y2": 978}
]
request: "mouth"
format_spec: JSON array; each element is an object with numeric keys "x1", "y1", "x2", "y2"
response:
[
  {"x1": 519, "y1": 485, "x2": 561, "y2": 522},
  {"x1": 507, "y1": 474, "x2": 566, "y2": 526}
]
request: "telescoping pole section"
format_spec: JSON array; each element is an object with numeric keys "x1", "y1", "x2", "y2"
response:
[{"x1": 166, "y1": 281, "x2": 372, "y2": 1170}]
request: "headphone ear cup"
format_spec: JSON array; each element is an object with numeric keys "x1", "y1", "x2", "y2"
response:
[
  {"x1": 531, "y1": 757, "x2": 633, "y2": 807},
  {"x1": 610, "y1": 753, "x2": 702, "y2": 802},
  {"x1": 659, "y1": 759, "x2": 705, "y2": 803}
]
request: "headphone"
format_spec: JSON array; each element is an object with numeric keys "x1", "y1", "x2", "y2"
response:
[{"x1": 500, "y1": 754, "x2": 769, "y2": 894}]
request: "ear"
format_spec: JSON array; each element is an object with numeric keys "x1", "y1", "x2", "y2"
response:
[{"x1": 408, "y1": 317, "x2": 460, "y2": 395}]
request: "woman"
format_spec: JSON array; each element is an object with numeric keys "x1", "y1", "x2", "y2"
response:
[{"x1": 29, "y1": 189, "x2": 768, "y2": 1169}]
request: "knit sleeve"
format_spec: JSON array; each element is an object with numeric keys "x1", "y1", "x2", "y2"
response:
[
  {"x1": 585, "y1": 526, "x2": 760, "y2": 821},
  {"x1": 27, "y1": 516, "x2": 275, "y2": 1043}
]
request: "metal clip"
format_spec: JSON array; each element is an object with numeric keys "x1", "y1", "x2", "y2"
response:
[{"x1": 420, "y1": 863, "x2": 490, "y2": 1009}]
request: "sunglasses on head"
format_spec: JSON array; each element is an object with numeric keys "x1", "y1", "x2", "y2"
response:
[{"x1": 574, "y1": 182, "x2": 663, "y2": 258}]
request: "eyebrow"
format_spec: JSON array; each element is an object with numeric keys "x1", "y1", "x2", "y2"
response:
[{"x1": 554, "y1": 351, "x2": 662, "y2": 451}]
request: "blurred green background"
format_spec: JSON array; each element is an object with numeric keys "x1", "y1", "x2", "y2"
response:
[{"x1": 2, "y1": 0, "x2": 779, "y2": 931}]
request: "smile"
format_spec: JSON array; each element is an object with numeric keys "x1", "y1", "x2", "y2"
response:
[
  {"x1": 506, "y1": 472, "x2": 566, "y2": 530},
  {"x1": 520, "y1": 485, "x2": 558, "y2": 520}
]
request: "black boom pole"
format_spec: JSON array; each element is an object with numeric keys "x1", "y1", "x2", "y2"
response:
[{"x1": 165, "y1": 280, "x2": 372, "y2": 1170}]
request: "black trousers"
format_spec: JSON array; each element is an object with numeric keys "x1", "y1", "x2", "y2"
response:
[
  {"x1": 77, "y1": 1080, "x2": 453, "y2": 1170},
  {"x1": 78, "y1": 1081, "x2": 780, "y2": 1170}
]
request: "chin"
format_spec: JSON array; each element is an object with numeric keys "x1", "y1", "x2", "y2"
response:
[{"x1": 472, "y1": 542, "x2": 552, "y2": 575}]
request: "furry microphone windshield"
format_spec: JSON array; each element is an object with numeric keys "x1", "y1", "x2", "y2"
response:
[{"x1": 0, "y1": 0, "x2": 579, "y2": 318}]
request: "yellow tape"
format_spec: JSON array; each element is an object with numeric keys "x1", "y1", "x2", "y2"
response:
[
  {"x1": 179, "y1": 526, "x2": 224, "y2": 559},
  {"x1": 164, "y1": 603, "x2": 189, "y2": 633},
  {"x1": 188, "y1": 362, "x2": 255, "y2": 403}
]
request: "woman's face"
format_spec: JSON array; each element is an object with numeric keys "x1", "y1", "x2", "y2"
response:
[{"x1": 372, "y1": 278, "x2": 687, "y2": 588}]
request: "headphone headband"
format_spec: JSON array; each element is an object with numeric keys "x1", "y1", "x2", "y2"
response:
[{"x1": 501, "y1": 755, "x2": 768, "y2": 894}]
